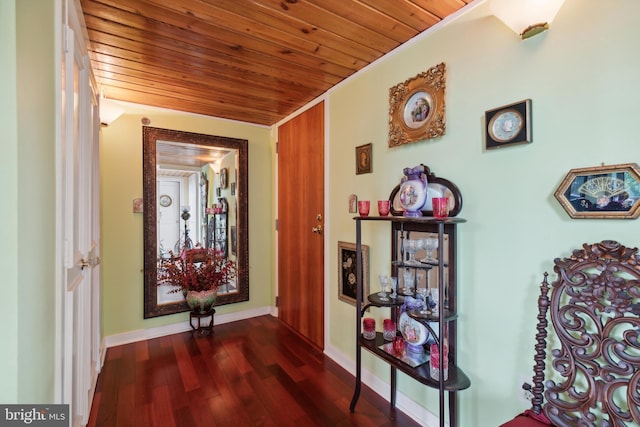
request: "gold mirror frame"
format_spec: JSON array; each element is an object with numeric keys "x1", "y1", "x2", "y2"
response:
[
  {"x1": 388, "y1": 62, "x2": 446, "y2": 147},
  {"x1": 143, "y1": 126, "x2": 249, "y2": 318}
]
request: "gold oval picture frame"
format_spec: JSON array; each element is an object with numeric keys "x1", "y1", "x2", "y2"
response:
[{"x1": 388, "y1": 62, "x2": 446, "y2": 147}]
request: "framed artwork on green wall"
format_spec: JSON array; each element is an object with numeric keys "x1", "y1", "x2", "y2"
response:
[
  {"x1": 554, "y1": 163, "x2": 640, "y2": 219},
  {"x1": 388, "y1": 62, "x2": 446, "y2": 147},
  {"x1": 485, "y1": 99, "x2": 532, "y2": 150}
]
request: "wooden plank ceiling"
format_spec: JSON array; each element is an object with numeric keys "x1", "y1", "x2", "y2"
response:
[{"x1": 81, "y1": 0, "x2": 472, "y2": 126}]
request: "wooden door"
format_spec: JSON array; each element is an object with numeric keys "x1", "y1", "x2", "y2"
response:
[{"x1": 277, "y1": 101, "x2": 325, "y2": 349}]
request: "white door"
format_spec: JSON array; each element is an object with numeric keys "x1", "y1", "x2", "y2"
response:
[
  {"x1": 157, "y1": 179, "x2": 184, "y2": 305},
  {"x1": 58, "y1": 1, "x2": 101, "y2": 426},
  {"x1": 157, "y1": 179, "x2": 182, "y2": 255}
]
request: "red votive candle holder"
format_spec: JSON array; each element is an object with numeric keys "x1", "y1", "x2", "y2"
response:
[
  {"x1": 432, "y1": 197, "x2": 450, "y2": 219},
  {"x1": 377, "y1": 200, "x2": 391, "y2": 216},
  {"x1": 383, "y1": 318, "x2": 396, "y2": 341},
  {"x1": 430, "y1": 343, "x2": 449, "y2": 380},
  {"x1": 392, "y1": 336, "x2": 405, "y2": 356},
  {"x1": 362, "y1": 317, "x2": 376, "y2": 340},
  {"x1": 358, "y1": 200, "x2": 371, "y2": 217}
]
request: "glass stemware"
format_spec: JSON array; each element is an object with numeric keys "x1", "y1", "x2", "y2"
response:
[
  {"x1": 416, "y1": 287, "x2": 428, "y2": 315},
  {"x1": 404, "y1": 239, "x2": 423, "y2": 265},
  {"x1": 389, "y1": 277, "x2": 398, "y2": 299},
  {"x1": 402, "y1": 268, "x2": 414, "y2": 294},
  {"x1": 430, "y1": 287, "x2": 440, "y2": 315},
  {"x1": 378, "y1": 274, "x2": 389, "y2": 301},
  {"x1": 416, "y1": 270, "x2": 425, "y2": 288},
  {"x1": 420, "y1": 237, "x2": 438, "y2": 263}
]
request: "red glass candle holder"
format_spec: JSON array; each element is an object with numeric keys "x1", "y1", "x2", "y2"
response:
[
  {"x1": 392, "y1": 336, "x2": 405, "y2": 356},
  {"x1": 362, "y1": 317, "x2": 376, "y2": 340},
  {"x1": 432, "y1": 197, "x2": 450, "y2": 219},
  {"x1": 383, "y1": 318, "x2": 396, "y2": 341},
  {"x1": 358, "y1": 200, "x2": 370, "y2": 217},
  {"x1": 377, "y1": 200, "x2": 390, "y2": 216},
  {"x1": 429, "y1": 342, "x2": 449, "y2": 380}
]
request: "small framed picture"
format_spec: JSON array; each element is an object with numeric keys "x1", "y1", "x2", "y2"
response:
[
  {"x1": 356, "y1": 143, "x2": 372, "y2": 175},
  {"x1": 348, "y1": 194, "x2": 358, "y2": 213},
  {"x1": 554, "y1": 163, "x2": 640, "y2": 219},
  {"x1": 338, "y1": 241, "x2": 369, "y2": 306},
  {"x1": 485, "y1": 99, "x2": 532, "y2": 150},
  {"x1": 220, "y1": 167, "x2": 228, "y2": 189},
  {"x1": 132, "y1": 198, "x2": 143, "y2": 213}
]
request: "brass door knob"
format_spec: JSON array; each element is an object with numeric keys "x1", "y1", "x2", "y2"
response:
[{"x1": 312, "y1": 225, "x2": 323, "y2": 234}]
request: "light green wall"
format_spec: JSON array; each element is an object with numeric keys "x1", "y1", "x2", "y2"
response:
[
  {"x1": 0, "y1": 0, "x2": 20, "y2": 404},
  {"x1": 100, "y1": 111, "x2": 273, "y2": 335},
  {"x1": 327, "y1": 0, "x2": 640, "y2": 425},
  {"x1": 0, "y1": 0, "x2": 57, "y2": 403},
  {"x1": 17, "y1": 0, "x2": 57, "y2": 403}
]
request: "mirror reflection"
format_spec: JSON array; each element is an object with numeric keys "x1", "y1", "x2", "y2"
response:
[{"x1": 143, "y1": 127, "x2": 249, "y2": 318}]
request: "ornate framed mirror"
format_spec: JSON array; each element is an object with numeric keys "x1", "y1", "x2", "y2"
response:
[{"x1": 143, "y1": 126, "x2": 249, "y2": 318}]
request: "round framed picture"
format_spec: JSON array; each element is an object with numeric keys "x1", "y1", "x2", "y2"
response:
[
  {"x1": 388, "y1": 62, "x2": 446, "y2": 147},
  {"x1": 402, "y1": 91, "x2": 433, "y2": 130},
  {"x1": 159, "y1": 194, "x2": 172, "y2": 207},
  {"x1": 484, "y1": 99, "x2": 531, "y2": 149}
]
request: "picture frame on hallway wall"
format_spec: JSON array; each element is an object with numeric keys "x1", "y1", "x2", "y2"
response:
[
  {"x1": 554, "y1": 163, "x2": 640, "y2": 219},
  {"x1": 338, "y1": 241, "x2": 369, "y2": 307},
  {"x1": 220, "y1": 167, "x2": 228, "y2": 189},
  {"x1": 355, "y1": 143, "x2": 372, "y2": 175},
  {"x1": 485, "y1": 99, "x2": 532, "y2": 150},
  {"x1": 388, "y1": 62, "x2": 446, "y2": 147}
]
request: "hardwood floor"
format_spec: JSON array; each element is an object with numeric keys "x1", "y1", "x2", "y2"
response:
[{"x1": 88, "y1": 315, "x2": 419, "y2": 427}]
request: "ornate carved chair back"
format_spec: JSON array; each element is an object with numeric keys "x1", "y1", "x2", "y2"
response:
[{"x1": 501, "y1": 240, "x2": 640, "y2": 427}]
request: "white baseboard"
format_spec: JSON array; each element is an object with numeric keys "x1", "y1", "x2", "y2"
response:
[
  {"x1": 324, "y1": 344, "x2": 444, "y2": 427},
  {"x1": 103, "y1": 306, "x2": 272, "y2": 348}
]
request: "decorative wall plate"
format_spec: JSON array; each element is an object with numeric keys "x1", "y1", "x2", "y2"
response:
[
  {"x1": 388, "y1": 63, "x2": 446, "y2": 147},
  {"x1": 159, "y1": 194, "x2": 172, "y2": 207}
]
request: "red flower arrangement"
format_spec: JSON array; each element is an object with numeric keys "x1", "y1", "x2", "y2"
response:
[{"x1": 158, "y1": 247, "x2": 237, "y2": 293}]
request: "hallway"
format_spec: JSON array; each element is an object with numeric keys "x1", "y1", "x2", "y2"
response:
[{"x1": 88, "y1": 315, "x2": 419, "y2": 427}]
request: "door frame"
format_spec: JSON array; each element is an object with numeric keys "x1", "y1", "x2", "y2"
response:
[
  {"x1": 274, "y1": 97, "x2": 330, "y2": 350},
  {"x1": 56, "y1": 1, "x2": 102, "y2": 424}
]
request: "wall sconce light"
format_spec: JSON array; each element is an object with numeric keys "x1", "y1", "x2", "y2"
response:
[
  {"x1": 491, "y1": 0, "x2": 566, "y2": 39},
  {"x1": 100, "y1": 97, "x2": 125, "y2": 126}
]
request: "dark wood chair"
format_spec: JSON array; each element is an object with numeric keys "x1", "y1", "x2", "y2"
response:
[{"x1": 500, "y1": 240, "x2": 640, "y2": 427}]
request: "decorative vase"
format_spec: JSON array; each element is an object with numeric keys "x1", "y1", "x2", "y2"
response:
[
  {"x1": 399, "y1": 165, "x2": 428, "y2": 217},
  {"x1": 185, "y1": 289, "x2": 218, "y2": 314},
  {"x1": 398, "y1": 311, "x2": 429, "y2": 355},
  {"x1": 398, "y1": 296, "x2": 438, "y2": 355}
]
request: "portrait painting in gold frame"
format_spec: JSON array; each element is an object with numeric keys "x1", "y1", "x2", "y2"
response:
[{"x1": 388, "y1": 62, "x2": 446, "y2": 147}]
